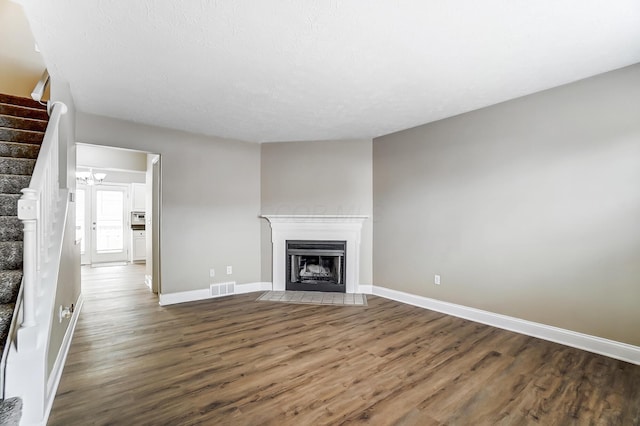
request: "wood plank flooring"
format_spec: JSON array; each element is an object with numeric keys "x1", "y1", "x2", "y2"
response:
[{"x1": 48, "y1": 265, "x2": 640, "y2": 425}]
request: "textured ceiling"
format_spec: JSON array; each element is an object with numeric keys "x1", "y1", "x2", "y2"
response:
[{"x1": 19, "y1": 0, "x2": 640, "y2": 143}]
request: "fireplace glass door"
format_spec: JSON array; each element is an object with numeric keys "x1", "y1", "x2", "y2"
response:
[{"x1": 286, "y1": 240, "x2": 346, "y2": 292}]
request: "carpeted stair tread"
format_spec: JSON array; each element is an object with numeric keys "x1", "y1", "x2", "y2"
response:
[
  {"x1": 0, "y1": 157, "x2": 36, "y2": 176},
  {"x1": 0, "y1": 174, "x2": 31, "y2": 194},
  {"x1": 0, "y1": 103, "x2": 48, "y2": 121},
  {"x1": 0, "y1": 303, "x2": 16, "y2": 353},
  {"x1": 0, "y1": 194, "x2": 19, "y2": 216},
  {"x1": 0, "y1": 93, "x2": 47, "y2": 110},
  {"x1": 0, "y1": 242, "x2": 22, "y2": 270},
  {"x1": 0, "y1": 397, "x2": 21, "y2": 426},
  {"x1": 0, "y1": 127, "x2": 44, "y2": 144},
  {"x1": 0, "y1": 271, "x2": 21, "y2": 304},
  {"x1": 0, "y1": 217, "x2": 22, "y2": 242},
  {"x1": 0, "y1": 141, "x2": 40, "y2": 159},
  {"x1": 0, "y1": 93, "x2": 47, "y2": 425},
  {"x1": 0, "y1": 115, "x2": 47, "y2": 132},
  {"x1": 0, "y1": 283, "x2": 19, "y2": 306}
]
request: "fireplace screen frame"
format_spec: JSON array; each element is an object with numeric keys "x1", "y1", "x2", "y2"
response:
[{"x1": 286, "y1": 240, "x2": 347, "y2": 292}]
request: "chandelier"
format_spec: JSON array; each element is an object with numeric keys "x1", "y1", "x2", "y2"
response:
[{"x1": 76, "y1": 169, "x2": 107, "y2": 186}]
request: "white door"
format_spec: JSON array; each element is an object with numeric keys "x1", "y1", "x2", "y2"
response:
[{"x1": 76, "y1": 185, "x2": 129, "y2": 264}]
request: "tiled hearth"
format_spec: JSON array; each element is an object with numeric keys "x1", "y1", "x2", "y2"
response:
[{"x1": 257, "y1": 290, "x2": 367, "y2": 306}]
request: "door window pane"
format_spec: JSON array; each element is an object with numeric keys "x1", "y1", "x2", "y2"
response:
[{"x1": 95, "y1": 190, "x2": 124, "y2": 252}]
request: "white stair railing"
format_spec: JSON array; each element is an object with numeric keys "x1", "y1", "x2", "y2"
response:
[{"x1": 15, "y1": 101, "x2": 68, "y2": 350}]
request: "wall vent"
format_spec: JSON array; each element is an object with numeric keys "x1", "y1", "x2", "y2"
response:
[{"x1": 210, "y1": 281, "x2": 236, "y2": 298}]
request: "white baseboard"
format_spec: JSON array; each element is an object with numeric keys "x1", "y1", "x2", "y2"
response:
[
  {"x1": 372, "y1": 285, "x2": 640, "y2": 365},
  {"x1": 44, "y1": 293, "x2": 84, "y2": 424},
  {"x1": 159, "y1": 288, "x2": 210, "y2": 306},
  {"x1": 358, "y1": 284, "x2": 373, "y2": 294},
  {"x1": 159, "y1": 282, "x2": 273, "y2": 306},
  {"x1": 235, "y1": 282, "x2": 272, "y2": 294}
]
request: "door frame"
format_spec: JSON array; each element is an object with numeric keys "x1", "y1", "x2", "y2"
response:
[
  {"x1": 76, "y1": 143, "x2": 161, "y2": 295},
  {"x1": 77, "y1": 184, "x2": 91, "y2": 265}
]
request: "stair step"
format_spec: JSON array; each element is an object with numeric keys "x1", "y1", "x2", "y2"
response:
[
  {"x1": 0, "y1": 270, "x2": 21, "y2": 304},
  {"x1": 0, "y1": 397, "x2": 22, "y2": 426},
  {"x1": 0, "y1": 127, "x2": 44, "y2": 144},
  {"x1": 0, "y1": 194, "x2": 19, "y2": 216},
  {"x1": 0, "y1": 157, "x2": 36, "y2": 175},
  {"x1": 0, "y1": 174, "x2": 30, "y2": 194},
  {"x1": 0, "y1": 114, "x2": 48, "y2": 132},
  {"x1": 0, "y1": 94, "x2": 36, "y2": 420},
  {"x1": 0, "y1": 217, "x2": 22, "y2": 242},
  {"x1": 0, "y1": 303, "x2": 16, "y2": 354},
  {"x1": 0, "y1": 157, "x2": 36, "y2": 176},
  {"x1": 0, "y1": 141, "x2": 40, "y2": 160},
  {"x1": 0, "y1": 103, "x2": 49, "y2": 121},
  {"x1": 0, "y1": 93, "x2": 47, "y2": 110},
  {"x1": 0, "y1": 241, "x2": 22, "y2": 270}
]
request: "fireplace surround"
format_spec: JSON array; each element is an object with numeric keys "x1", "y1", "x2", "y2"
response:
[{"x1": 261, "y1": 215, "x2": 368, "y2": 294}]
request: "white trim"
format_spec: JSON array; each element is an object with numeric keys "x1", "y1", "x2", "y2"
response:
[
  {"x1": 159, "y1": 288, "x2": 210, "y2": 306},
  {"x1": 44, "y1": 293, "x2": 84, "y2": 425},
  {"x1": 31, "y1": 69, "x2": 50, "y2": 103},
  {"x1": 357, "y1": 284, "x2": 373, "y2": 294},
  {"x1": 158, "y1": 282, "x2": 273, "y2": 306},
  {"x1": 372, "y1": 285, "x2": 640, "y2": 365},
  {"x1": 235, "y1": 282, "x2": 273, "y2": 294},
  {"x1": 144, "y1": 274, "x2": 152, "y2": 289}
]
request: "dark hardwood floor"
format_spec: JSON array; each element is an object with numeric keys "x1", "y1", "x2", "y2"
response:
[{"x1": 48, "y1": 265, "x2": 640, "y2": 425}]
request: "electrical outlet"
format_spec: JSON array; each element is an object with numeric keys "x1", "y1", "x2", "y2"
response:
[
  {"x1": 434, "y1": 274, "x2": 441, "y2": 285},
  {"x1": 209, "y1": 268, "x2": 215, "y2": 278},
  {"x1": 226, "y1": 266, "x2": 233, "y2": 275}
]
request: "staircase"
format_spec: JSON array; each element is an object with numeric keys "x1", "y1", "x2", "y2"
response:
[{"x1": 0, "y1": 93, "x2": 48, "y2": 425}]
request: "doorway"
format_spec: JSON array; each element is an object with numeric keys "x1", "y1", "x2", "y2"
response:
[{"x1": 75, "y1": 144, "x2": 161, "y2": 294}]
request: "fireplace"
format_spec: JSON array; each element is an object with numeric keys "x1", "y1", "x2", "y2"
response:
[
  {"x1": 261, "y1": 215, "x2": 368, "y2": 294},
  {"x1": 286, "y1": 240, "x2": 346, "y2": 292}
]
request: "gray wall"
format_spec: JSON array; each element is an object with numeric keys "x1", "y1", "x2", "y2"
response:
[
  {"x1": 373, "y1": 64, "x2": 640, "y2": 346},
  {"x1": 77, "y1": 144, "x2": 147, "y2": 172},
  {"x1": 76, "y1": 112, "x2": 262, "y2": 293},
  {"x1": 261, "y1": 139, "x2": 373, "y2": 285}
]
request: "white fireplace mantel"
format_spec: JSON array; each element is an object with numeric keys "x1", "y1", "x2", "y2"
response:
[{"x1": 261, "y1": 215, "x2": 369, "y2": 294}]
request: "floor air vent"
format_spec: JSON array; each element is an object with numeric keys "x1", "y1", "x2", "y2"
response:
[{"x1": 210, "y1": 282, "x2": 236, "y2": 297}]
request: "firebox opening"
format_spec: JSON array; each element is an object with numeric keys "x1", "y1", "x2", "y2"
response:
[{"x1": 286, "y1": 240, "x2": 346, "y2": 292}]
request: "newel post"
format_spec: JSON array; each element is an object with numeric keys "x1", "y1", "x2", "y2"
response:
[{"x1": 17, "y1": 188, "x2": 39, "y2": 349}]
